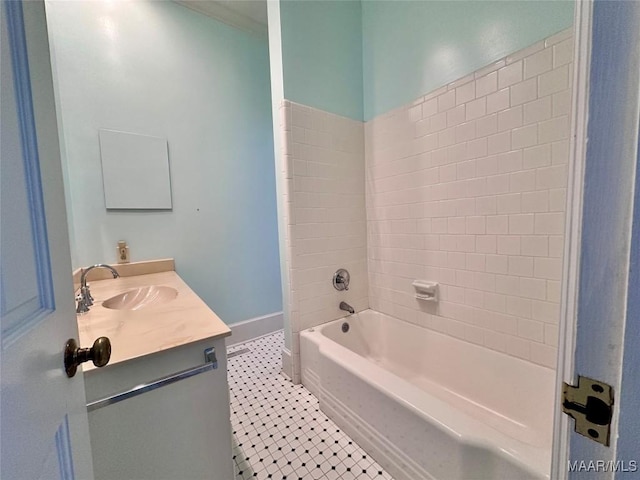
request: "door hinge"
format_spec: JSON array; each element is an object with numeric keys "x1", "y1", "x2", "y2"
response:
[{"x1": 562, "y1": 375, "x2": 613, "y2": 446}]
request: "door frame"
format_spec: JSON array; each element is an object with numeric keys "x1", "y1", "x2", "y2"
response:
[
  {"x1": 551, "y1": 0, "x2": 592, "y2": 477},
  {"x1": 552, "y1": 0, "x2": 640, "y2": 478}
]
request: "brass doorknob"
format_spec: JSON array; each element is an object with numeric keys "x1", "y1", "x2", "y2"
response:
[{"x1": 64, "y1": 337, "x2": 111, "y2": 378}]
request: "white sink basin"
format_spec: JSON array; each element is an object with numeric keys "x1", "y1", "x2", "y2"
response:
[{"x1": 102, "y1": 286, "x2": 178, "y2": 311}]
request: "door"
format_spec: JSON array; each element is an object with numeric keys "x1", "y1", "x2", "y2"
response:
[
  {"x1": 1, "y1": 1, "x2": 94, "y2": 479},
  {"x1": 552, "y1": 1, "x2": 640, "y2": 478}
]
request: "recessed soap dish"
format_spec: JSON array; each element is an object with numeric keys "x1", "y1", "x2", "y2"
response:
[{"x1": 413, "y1": 280, "x2": 439, "y2": 302}]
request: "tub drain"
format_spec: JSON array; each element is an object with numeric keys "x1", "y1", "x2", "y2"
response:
[{"x1": 341, "y1": 322, "x2": 350, "y2": 333}]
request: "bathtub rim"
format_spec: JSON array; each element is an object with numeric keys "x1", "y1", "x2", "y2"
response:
[{"x1": 319, "y1": 309, "x2": 555, "y2": 442}]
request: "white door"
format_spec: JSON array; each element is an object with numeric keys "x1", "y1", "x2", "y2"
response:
[
  {"x1": 1, "y1": 1, "x2": 94, "y2": 479},
  {"x1": 552, "y1": 1, "x2": 640, "y2": 478}
]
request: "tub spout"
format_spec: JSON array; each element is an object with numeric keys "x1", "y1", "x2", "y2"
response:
[{"x1": 339, "y1": 301, "x2": 355, "y2": 315}]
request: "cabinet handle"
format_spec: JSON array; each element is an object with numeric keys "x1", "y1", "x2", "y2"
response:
[{"x1": 86, "y1": 347, "x2": 217, "y2": 412}]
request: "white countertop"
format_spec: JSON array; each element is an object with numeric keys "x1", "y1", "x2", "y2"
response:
[{"x1": 76, "y1": 265, "x2": 231, "y2": 371}]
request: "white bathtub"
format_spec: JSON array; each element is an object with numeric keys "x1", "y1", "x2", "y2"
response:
[{"x1": 300, "y1": 310, "x2": 554, "y2": 480}]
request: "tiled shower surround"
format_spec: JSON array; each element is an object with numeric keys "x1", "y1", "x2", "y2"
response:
[
  {"x1": 279, "y1": 28, "x2": 573, "y2": 375},
  {"x1": 279, "y1": 101, "x2": 368, "y2": 382},
  {"x1": 366, "y1": 29, "x2": 573, "y2": 368}
]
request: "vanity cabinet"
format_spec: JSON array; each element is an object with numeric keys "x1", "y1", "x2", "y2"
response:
[
  {"x1": 83, "y1": 336, "x2": 233, "y2": 480},
  {"x1": 76, "y1": 262, "x2": 234, "y2": 480}
]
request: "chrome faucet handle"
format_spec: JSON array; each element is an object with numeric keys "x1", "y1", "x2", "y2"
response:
[
  {"x1": 333, "y1": 269, "x2": 350, "y2": 291},
  {"x1": 76, "y1": 293, "x2": 90, "y2": 314}
]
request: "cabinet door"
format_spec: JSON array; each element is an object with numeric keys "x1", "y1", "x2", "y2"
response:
[{"x1": 88, "y1": 338, "x2": 233, "y2": 480}]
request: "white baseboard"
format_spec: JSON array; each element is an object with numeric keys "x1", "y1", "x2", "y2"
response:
[
  {"x1": 281, "y1": 347, "x2": 292, "y2": 380},
  {"x1": 227, "y1": 312, "x2": 284, "y2": 346}
]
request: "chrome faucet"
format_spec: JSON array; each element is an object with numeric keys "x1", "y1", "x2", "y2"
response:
[
  {"x1": 76, "y1": 264, "x2": 120, "y2": 314},
  {"x1": 339, "y1": 301, "x2": 355, "y2": 315}
]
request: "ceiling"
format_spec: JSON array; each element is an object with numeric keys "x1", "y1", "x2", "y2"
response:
[
  {"x1": 217, "y1": 1, "x2": 267, "y2": 25},
  {"x1": 175, "y1": 0, "x2": 268, "y2": 37}
]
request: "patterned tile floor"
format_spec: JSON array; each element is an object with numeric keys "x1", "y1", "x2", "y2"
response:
[{"x1": 228, "y1": 331, "x2": 394, "y2": 480}]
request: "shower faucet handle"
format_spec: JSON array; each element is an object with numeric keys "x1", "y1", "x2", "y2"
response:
[{"x1": 333, "y1": 269, "x2": 350, "y2": 291}]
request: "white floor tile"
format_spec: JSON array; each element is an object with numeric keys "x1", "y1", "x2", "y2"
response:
[{"x1": 228, "y1": 332, "x2": 394, "y2": 479}]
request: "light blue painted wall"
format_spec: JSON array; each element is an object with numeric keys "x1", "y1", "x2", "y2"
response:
[
  {"x1": 362, "y1": 0, "x2": 575, "y2": 120},
  {"x1": 280, "y1": 0, "x2": 363, "y2": 121},
  {"x1": 275, "y1": 1, "x2": 573, "y2": 121},
  {"x1": 46, "y1": 0, "x2": 282, "y2": 324}
]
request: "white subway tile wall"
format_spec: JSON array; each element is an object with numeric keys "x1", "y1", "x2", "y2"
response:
[
  {"x1": 365, "y1": 29, "x2": 573, "y2": 369},
  {"x1": 280, "y1": 101, "x2": 369, "y2": 382}
]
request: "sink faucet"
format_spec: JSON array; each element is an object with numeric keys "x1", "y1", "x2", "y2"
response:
[
  {"x1": 339, "y1": 301, "x2": 355, "y2": 315},
  {"x1": 76, "y1": 264, "x2": 120, "y2": 314}
]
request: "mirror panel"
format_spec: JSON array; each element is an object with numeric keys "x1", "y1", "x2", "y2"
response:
[{"x1": 99, "y1": 129, "x2": 172, "y2": 210}]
